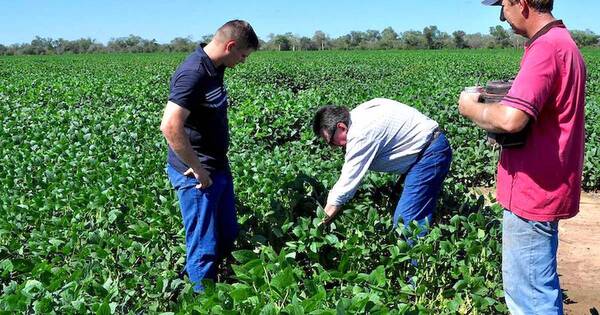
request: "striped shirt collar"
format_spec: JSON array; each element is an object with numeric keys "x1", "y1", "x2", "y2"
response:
[{"x1": 526, "y1": 20, "x2": 565, "y2": 47}]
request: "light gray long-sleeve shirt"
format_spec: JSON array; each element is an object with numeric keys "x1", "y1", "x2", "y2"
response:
[{"x1": 327, "y1": 98, "x2": 439, "y2": 206}]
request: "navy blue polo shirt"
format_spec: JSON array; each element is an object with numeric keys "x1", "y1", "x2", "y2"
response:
[{"x1": 167, "y1": 44, "x2": 230, "y2": 173}]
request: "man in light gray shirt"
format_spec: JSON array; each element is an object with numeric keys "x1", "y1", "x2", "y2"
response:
[{"x1": 313, "y1": 98, "x2": 452, "y2": 234}]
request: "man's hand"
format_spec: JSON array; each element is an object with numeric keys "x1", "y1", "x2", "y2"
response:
[
  {"x1": 323, "y1": 204, "x2": 342, "y2": 225},
  {"x1": 458, "y1": 91, "x2": 481, "y2": 117},
  {"x1": 184, "y1": 167, "x2": 213, "y2": 189}
]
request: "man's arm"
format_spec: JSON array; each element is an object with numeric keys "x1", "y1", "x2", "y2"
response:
[
  {"x1": 323, "y1": 204, "x2": 341, "y2": 224},
  {"x1": 458, "y1": 92, "x2": 530, "y2": 133},
  {"x1": 322, "y1": 136, "x2": 380, "y2": 224},
  {"x1": 160, "y1": 101, "x2": 212, "y2": 188}
]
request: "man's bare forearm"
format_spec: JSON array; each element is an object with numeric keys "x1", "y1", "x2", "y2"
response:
[
  {"x1": 163, "y1": 126, "x2": 203, "y2": 171},
  {"x1": 458, "y1": 92, "x2": 529, "y2": 134},
  {"x1": 461, "y1": 99, "x2": 505, "y2": 132}
]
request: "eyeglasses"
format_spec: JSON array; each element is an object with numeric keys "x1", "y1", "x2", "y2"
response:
[{"x1": 326, "y1": 125, "x2": 339, "y2": 146}]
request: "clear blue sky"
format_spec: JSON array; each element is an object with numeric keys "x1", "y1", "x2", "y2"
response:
[{"x1": 1, "y1": 0, "x2": 597, "y2": 45}]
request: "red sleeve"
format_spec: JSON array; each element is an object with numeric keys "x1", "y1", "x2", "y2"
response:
[{"x1": 501, "y1": 41, "x2": 558, "y2": 120}]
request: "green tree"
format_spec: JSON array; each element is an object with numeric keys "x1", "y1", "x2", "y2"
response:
[
  {"x1": 349, "y1": 31, "x2": 366, "y2": 48},
  {"x1": 423, "y1": 25, "x2": 443, "y2": 49},
  {"x1": 379, "y1": 27, "x2": 399, "y2": 49},
  {"x1": 362, "y1": 29, "x2": 381, "y2": 49},
  {"x1": 298, "y1": 36, "x2": 316, "y2": 51},
  {"x1": 273, "y1": 34, "x2": 291, "y2": 51},
  {"x1": 312, "y1": 30, "x2": 329, "y2": 50},
  {"x1": 489, "y1": 25, "x2": 511, "y2": 48},
  {"x1": 200, "y1": 34, "x2": 214, "y2": 43},
  {"x1": 331, "y1": 34, "x2": 351, "y2": 50},
  {"x1": 402, "y1": 30, "x2": 427, "y2": 49},
  {"x1": 169, "y1": 37, "x2": 196, "y2": 52},
  {"x1": 30, "y1": 36, "x2": 54, "y2": 54},
  {"x1": 453, "y1": 30, "x2": 468, "y2": 49},
  {"x1": 570, "y1": 30, "x2": 599, "y2": 47}
]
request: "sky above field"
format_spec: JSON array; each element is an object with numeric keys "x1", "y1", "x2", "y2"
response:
[{"x1": 1, "y1": 0, "x2": 598, "y2": 45}]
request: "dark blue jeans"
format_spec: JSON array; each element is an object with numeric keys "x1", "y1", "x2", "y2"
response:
[
  {"x1": 166, "y1": 164, "x2": 238, "y2": 292},
  {"x1": 393, "y1": 133, "x2": 452, "y2": 236}
]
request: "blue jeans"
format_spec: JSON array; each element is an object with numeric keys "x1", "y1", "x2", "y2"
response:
[
  {"x1": 393, "y1": 132, "x2": 452, "y2": 236},
  {"x1": 166, "y1": 164, "x2": 238, "y2": 292},
  {"x1": 503, "y1": 210, "x2": 562, "y2": 315}
]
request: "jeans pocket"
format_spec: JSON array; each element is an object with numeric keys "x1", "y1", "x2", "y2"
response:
[
  {"x1": 167, "y1": 165, "x2": 199, "y2": 190},
  {"x1": 530, "y1": 220, "x2": 558, "y2": 238}
]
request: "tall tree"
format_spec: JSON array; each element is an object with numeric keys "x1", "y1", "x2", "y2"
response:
[
  {"x1": 200, "y1": 34, "x2": 214, "y2": 43},
  {"x1": 273, "y1": 34, "x2": 291, "y2": 51},
  {"x1": 402, "y1": 30, "x2": 427, "y2": 49},
  {"x1": 170, "y1": 37, "x2": 196, "y2": 52},
  {"x1": 312, "y1": 30, "x2": 329, "y2": 50},
  {"x1": 489, "y1": 25, "x2": 511, "y2": 48},
  {"x1": 30, "y1": 36, "x2": 54, "y2": 54},
  {"x1": 423, "y1": 25, "x2": 443, "y2": 49},
  {"x1": 298, "y1": 36, "x2": 316, "y2": 50},
  {"x1": 349, "y1": 31, "x2": 366, "y2": 48},
  {"x1": 380, "y1": 27, "x2": 399, "y2": 49},
  {"x1": 452, "y1": 30, "x2": 468, "y2": 49},
  {"x1": 331, "y1": 34, "x2": 351, "y2": 50}
]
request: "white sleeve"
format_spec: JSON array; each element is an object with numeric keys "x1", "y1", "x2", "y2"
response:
[{"x1": 327, "y1": 136, "x2": 380, "y2": 206}]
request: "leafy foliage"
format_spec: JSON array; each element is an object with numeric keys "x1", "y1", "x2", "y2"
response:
[{"x1": 1, "y1": 49, "x2": 598, "y2": 313}]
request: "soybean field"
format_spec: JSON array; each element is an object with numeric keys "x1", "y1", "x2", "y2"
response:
[{"x1": 1, "y1": 49, "x2": 599, "y2": 314}]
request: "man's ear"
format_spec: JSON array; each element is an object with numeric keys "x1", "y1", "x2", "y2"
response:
[
  {"x1": 337, "y1": 122, "x2": 347, "y2": 131},
  {"x1": 519, "y1": 0, "x2": 529, "y2": 16},
  {"x1": 224, "y1": 40, "x2": 237, "y2": 53}
]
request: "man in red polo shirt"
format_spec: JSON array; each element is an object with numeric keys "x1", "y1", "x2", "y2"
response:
[{"x1": 458, "y1": 0, "x2": 586, "y2": 313}]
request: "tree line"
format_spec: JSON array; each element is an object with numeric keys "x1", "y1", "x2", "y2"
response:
[{"x1": 1, "y1": 25, "x2": 598, "y2": 56}]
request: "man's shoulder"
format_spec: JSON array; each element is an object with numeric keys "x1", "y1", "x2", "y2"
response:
[
  {"x1": 174, "y1": 60, "x2": 208, "y2": 79},
  {"x1": 174, "y1": 50, "x2": 211, "y2": 76},
  {"x1": 530, "y1": 27, "x2": 578, "y2": 53},
  {"x1": 353, "y1": 98, "x2": 395, "y2": 111},
  {"x1": 170, "y1": 67, "x2": 210, "y2": 91}
]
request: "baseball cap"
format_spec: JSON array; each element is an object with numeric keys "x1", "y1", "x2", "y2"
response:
[{"x1": 482, "y1": 0, "x2": 502, "y2": 5}]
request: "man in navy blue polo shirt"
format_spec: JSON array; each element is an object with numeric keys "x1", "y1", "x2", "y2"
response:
[{"x1": 160, "y1": 20, "x2": 259, "y2": 292}]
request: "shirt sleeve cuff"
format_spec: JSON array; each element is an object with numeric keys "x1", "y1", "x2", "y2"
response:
[
  {"x1": 327, "y1": 192, "x2": 346, "y2": 207},
  {"x1": 500, "y1": 95, "x2": 540, "y2": 120}
]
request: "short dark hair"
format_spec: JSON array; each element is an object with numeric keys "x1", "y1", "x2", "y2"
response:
[
  {"x1": 215, "y1": 20, "x2": 260, "y2": 50},
  {"x1": 312, "y1": 105, "x2": 350, "y2": 137},
  {"x1": 508, "y1": 0, "x2": 553, "y2": 13}
]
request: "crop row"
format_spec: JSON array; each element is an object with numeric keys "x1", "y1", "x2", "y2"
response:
[{"x1": 0, "y1": 49, "x2": 598, "y2": 313}]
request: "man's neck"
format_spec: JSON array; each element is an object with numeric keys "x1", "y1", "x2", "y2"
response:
[
  {"x1": 525, "y1": 13, "x2": 557, "y2": 39},
  {"x1": 203, "y1": 41, "x2": 224, "y2": 68}
]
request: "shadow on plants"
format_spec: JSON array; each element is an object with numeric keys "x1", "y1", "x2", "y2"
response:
[
  {"x1": 259, "y1": 116, "x2": 305, "y2": 150},
  {"x1": 282, "y1": 172, "x2": 328, "y2": 219}
]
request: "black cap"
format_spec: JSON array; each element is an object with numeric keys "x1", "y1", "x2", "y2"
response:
[{"x1": 482, "y1": 0, "x2": 502, "y2": 5}]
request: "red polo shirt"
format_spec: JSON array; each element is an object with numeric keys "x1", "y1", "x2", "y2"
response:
[{"x1": 496, "y1": 20, "x2": 587, "y2": 222}]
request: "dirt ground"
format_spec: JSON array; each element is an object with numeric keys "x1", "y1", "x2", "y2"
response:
[
  {"x1": 558, "y1": 192, "x2": 600, "y2": 315},
  {"x1": 472, "y1": 188, "x2": 600, "y2": 314}
]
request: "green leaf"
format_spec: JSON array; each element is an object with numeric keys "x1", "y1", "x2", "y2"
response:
[
  {"x1": 369, "y1": 265, "x2": 387, "y2": 287},
  {"x1": 302, "y1": 287, "x2": 326, "y2": 312},
  {"x1": 96, "y1": 301, "x2": 111, "y2": 315},
  {"x1": 270, "y1": 267, "x2": 295, "y2": 292},
  {"x1": 230, "y1": 284, "x2": 252, "y2": 304},
  {"x1": 453, "y1": 279, "x2": 468, "y2": 291},
  {"x1": 232, "y1": 250, "x2": 258, "y2": 264},
  {"x1": 259, "y1": 303, "x2": 278, "y2": 315}
]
